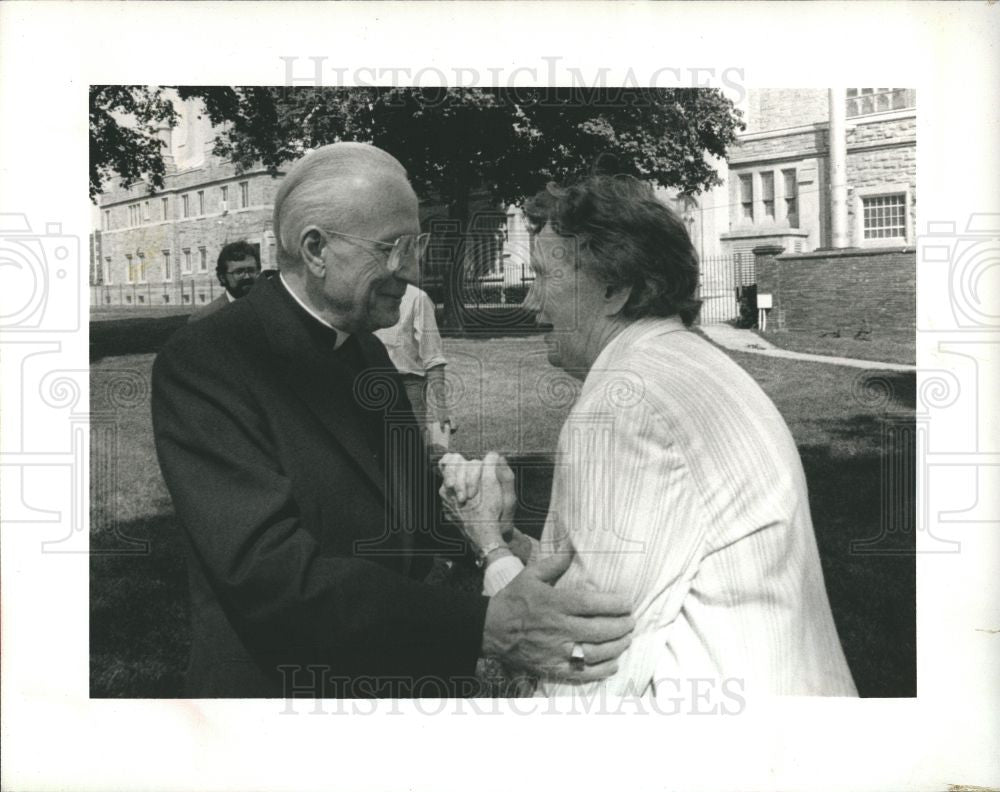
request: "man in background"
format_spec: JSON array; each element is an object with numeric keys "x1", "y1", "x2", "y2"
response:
[
  {"x1": 374, "y1": 283, "x2": 453, "y2": 452},
  {"x1": 188, "y1": 240, "x2": 261, "y2": 322}
]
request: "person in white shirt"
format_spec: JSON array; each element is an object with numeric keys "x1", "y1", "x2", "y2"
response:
[
  {"x1": 440, "y1": 174, "x2": 858, "y2": 700},
  {"x1": 374, "y1": 283, "x2": 452, "y2": 450}
]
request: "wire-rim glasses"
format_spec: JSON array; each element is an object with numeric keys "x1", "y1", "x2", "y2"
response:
[{"x1": 323, "y1": 229, "x2": 430, "y2": 274}]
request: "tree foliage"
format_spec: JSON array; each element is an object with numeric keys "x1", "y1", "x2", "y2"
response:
[
  {"x1": 89, "y1": 86, "x2": 177, "y2": 201},
  {"x1": 90, "y1": 86, "x2": 743, "y2": 326},
  {"x1": 176, "y1": 87, "x2": 743, "y2": 205}
]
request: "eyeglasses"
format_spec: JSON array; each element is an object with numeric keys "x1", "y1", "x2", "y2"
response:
[
  {"x1": 322, "y1": 229, "x2": 430, "y2": 274},
  {"x1": 224, "y1": 267, "x2": 260, "y2": 278}
]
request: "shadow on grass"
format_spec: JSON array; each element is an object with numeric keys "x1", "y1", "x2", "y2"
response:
[
  {"x1": 89, "y1": 440, "x2": 913, "y2": 699},
  {"x1": 90, "y1": 513, "x2": 190, "y2": 698},
  {"x1": 800, "y1": 439, "x2": 916, "y2": 698},
  {"x1": 90, "y1": 315, "x2": 190, "y2": 363}
]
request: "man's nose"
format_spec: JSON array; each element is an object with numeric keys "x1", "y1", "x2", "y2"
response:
[{"x1": 394, "y1": 258, "x2": 420, "y2": 287}]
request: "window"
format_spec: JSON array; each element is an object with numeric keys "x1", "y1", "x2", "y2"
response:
[
  {"x1": 182, "y1": 248, "x2": 192, "y2": 273},
  {"x1": 163, "y1": 294, "x2": 171, "y2": 304},
  {"x1": 199, "y1": 247, "x2": 207, "y2": 272},
  {"x1": 143, "y1": 200, "x2": 150, "y2": 221},
  {"x1": 128, "y1": 205, "x2": 138, "y2": 226},
  {"x1": 862, "y1": 194, "x2": 906, "y2": 239},
  {"x1": 182, "y1": 194, "x2": 190, "y2": 218},
  {"x1": 782, "y1": 169, "x2": 798, "y2": 228},
  {"x1": 137, "y1": 253, "x2": 146, "y2": 283},
  {"x1": 197, "y1": 190, "x2": 205, "y2": 215},
  {"x1": 138, "y1": 295, "x2": 145, "y2": 304},
  {"x1": 199, "y1": 293, "x2": 207, "y2": 303},
  {"x1": 760, "y1": 171, "x2": 775, "y2": 219},
  {"x1": 125, "y1": 254, "x2": 134, "y2": 283},
  {"x1": 182, "y1": 293, "x2": 191, "y2": 304},
  {"x1": 846, "y1": 88, "x2": 915, "y2": 117},
  {"x1": 161, "y1": 197, "x2": 169, "y2": 220},
  {"x1": 220, "y1": 185, "x2": 228, "y2": 206},
  {"x1": 103, "y1": 256, "x2": 112, "y2": 285},
  {"x1": 739, "y1": 175, "x2": 753, "y2": 221},
  {"x1": 162, "y1": 250, "x2": 172, "y2": 281},
  {"x1": 102, "y1": 210, "x2": 110, "y2": 231},
  {"x1": 239, "y1": 181, "x2": 249, "y2": 208}
]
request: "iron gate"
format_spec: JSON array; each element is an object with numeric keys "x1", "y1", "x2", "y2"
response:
[{"x1": 697, "y1": 254, "x2": 755, "y2": 325}]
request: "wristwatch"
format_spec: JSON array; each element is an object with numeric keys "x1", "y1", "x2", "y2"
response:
[{"x1": 474, "y1": 539, "x2": 507, "y2": 569}]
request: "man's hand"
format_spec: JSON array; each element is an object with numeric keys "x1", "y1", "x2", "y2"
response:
[
  {"x1": 507, "y1": 526, "x2": 536, "y2": 565},
  {"x1": 482, "y1": 550, "x2": 634, "y2": 682}
]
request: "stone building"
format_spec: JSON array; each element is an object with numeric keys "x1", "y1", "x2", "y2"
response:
[
  {"x1": 721, "y1": 87, "x2": 916, "y2": 259},
  {"x1": 92, "y1": 96, "x2": 283, "y2": 308}
]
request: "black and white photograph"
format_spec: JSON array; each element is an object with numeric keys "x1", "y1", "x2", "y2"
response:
[
  {"x1": 1, "y1": 3, "x2": 997, "y2": 792},
  {"x1": 87, "y1": 84, "x2": 916, "y2": 703}
]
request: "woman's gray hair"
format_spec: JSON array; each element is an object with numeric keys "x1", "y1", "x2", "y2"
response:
[{"x1": 524, "y1": 175, "x2": 702, "y2": 326}]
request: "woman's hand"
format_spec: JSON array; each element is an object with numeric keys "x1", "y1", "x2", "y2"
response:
[{"x1": 439, "y1": 452, "x2": 517, "y2": 552}]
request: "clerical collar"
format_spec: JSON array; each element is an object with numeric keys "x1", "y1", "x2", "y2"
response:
[{"x1": 279, "y1": 272, "x2": 351, "y2": 350}]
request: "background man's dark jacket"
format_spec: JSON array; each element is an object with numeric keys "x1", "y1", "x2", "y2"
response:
[
  {"x1": 152, "y1": 275, "x2": 487, "y2": 697},
  {"x1": 186, "y1": 292, "x2": 229, "y2": 323}
]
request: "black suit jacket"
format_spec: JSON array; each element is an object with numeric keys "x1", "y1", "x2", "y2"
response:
[{"x1": 152, "y1": 275, "x2": 487, "y2": 697}]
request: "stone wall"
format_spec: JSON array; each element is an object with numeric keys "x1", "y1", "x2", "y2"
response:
[
  {"x1": 744, "y1": 89, "x2": 828, "y2": 133},
  {"x1": 755, "y1": 247, "x2": 915, "y2": 334}
]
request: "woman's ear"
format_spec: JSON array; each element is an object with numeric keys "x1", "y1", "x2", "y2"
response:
[
  {"x1": 604, "y1": 283, "x2": 632, "y2": 316},
  {"x1": 300, "y1": 227, "x2": 326, "y2": 278}
]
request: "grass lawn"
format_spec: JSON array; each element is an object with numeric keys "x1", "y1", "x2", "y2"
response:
[
  {"x1": 756, "y1": 328, "x2": 916, "y2": 366},
  {"x1": 91, "y1": 320, "x2": 915, "y2": 698}
]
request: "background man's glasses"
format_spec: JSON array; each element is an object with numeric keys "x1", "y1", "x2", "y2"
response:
[
  {"x1": 323, "y1": 229, "x2": 430, "y2": 274},
  {"x1": 225, "y1": 267, "x2": 260, "y2": 278}
]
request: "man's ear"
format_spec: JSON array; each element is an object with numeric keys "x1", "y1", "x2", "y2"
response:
[
  {"x1": 299, "y1": 227, "x2": 327, "y2": 278},
  {"x1": 603, "y1": 283, "x2": 632, "y2": 316}
]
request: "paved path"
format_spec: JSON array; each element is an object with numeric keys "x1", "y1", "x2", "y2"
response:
[{"x1": 699, "y1": 325, "x2": 917, "y2": 372}]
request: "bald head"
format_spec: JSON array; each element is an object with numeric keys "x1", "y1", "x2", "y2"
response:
[{"x1": 273, "y1": 142, "x2": 414, "y2": 269}]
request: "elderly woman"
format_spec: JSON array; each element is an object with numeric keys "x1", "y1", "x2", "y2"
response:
[{"x1": 442, "y1": 174, "x2": 857, "y2": 701}]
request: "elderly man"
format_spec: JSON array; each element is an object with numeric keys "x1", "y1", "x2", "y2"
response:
[
  {"x1": 151, "y1": 143, "x2": 633, "y2": 698},
  {"x1": 188, "y1": 239, "x2": 261, "y2": 322},
  {"x1": 443, "y1": 174, "x2": 857, "y2": 700}
]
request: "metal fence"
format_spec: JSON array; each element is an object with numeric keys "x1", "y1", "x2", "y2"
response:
[
  {"x1": 91, "y1": 251, "x2": 757, "y2": 327},
  {"x1": 91, "y1": 279, "x2": 224, "y2": 309},
  {"x1": 696, "y1": 254, "x2": 756, "y2": 325}
]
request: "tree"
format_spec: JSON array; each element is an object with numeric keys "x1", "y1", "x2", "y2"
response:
[
  {"x1": 179, "y1": 86, "x2": 743, "y2": 328},
  {"x1": 92, "y1": 87, "x2": 744, "y2": 327},
  {"x1": 89, "y1": 86, "x2": 178, "y2": 202}
]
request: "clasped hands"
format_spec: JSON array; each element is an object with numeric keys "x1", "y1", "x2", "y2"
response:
[
  {"x1": 438, "y1": 451, "x2": 523, "y2": 561},
  {"x1": 438, "y1": 452, "x2": 635, "y2": 682}
]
